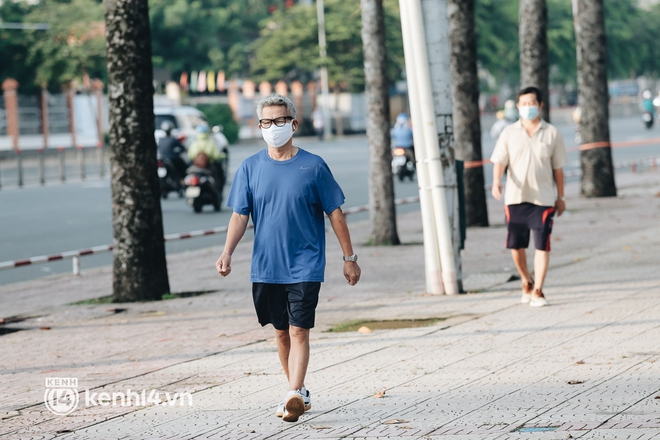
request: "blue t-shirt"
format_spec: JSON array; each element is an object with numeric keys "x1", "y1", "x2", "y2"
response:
[{"x1": 227, "y1": 148, "x2": 345, "y2": 284}]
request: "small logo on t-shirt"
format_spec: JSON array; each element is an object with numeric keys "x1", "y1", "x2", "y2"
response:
[{"x1": 300, "y1": 166, "x2": 311, "y2": 170}]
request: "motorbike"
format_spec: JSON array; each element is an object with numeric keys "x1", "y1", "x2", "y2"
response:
[
  {"x1": 157, "y1": 156, "x2": 185, "y2": 199},
  {"x1": 642, "y1": 111, "x2": 654, "y2": 129},
  {"x1": 184, "y1": 166, "x2": 221, "y2": 213},
  {"x1": 391, "y1": 146, "x2": 416, "y2": 181}
]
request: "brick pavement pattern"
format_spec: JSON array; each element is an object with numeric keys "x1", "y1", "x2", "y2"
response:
[{"x1": 1, "y1": 172, "x2": 660, "y2": 439}]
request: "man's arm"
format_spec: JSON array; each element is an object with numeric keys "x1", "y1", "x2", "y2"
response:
[
  {"x1": 215, "y1": 212, "x2": 250, "y2": 276},
  {"x1": 553, "y1": 168, "x2": 565, "y2": 216},
  {"x1": 491, "y1": 162, "x2": 506, "y2": 200},
  {"x1": 327, "y1": 208, "x2": 361, "y2": 286}
]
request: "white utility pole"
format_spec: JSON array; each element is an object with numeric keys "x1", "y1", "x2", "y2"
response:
[
  {"x1": 399, "y1": 2, "x2": 443, "y2": 295},
  {"x1": 316, "y1": 0, "x2": 331, "y2": 140},
  {"x1": 399, "y1": 0, "x2": 460, "y2": 295},
  {"x1": 421, "y1": 0, "x2": 462, "y2": 293}
]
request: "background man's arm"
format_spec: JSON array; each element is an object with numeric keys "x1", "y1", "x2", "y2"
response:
[
  {"x1": 553, "y1": 168, "x2": 566, "y2": 216},
  {"x1": 327, "y1": 208, "x2": 361, "y2": 286},
  {"x1": 491, "y1": 162, "x2": 506, "y2": 200},
  {"x1": 215, "y1": 212, "x2": 249, "y2": 276}
]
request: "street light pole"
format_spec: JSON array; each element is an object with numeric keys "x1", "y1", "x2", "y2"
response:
[{"x1": 317, "y1": 0, "x2": 331, "y2": 140}]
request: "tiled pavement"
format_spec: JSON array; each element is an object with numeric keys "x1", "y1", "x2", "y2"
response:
[{"x1": 1, "y1": 171, "x2": 660, "y2": 439}]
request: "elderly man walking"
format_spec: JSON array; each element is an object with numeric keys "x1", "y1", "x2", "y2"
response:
[
  {"x1": 215, "y1": 94, "x2": 361, "y2": 422},
  {"x1": 491, "y1": 86, "x2": 567, "y2": 307}
]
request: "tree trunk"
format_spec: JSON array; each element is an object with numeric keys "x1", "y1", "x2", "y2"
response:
[
  {"x1": 105, "y1": 0, "x2": 170, "y2": 301},
  {"x1": 361, "y1": 0, "x2": 400, "y2": 245},
  {"x1": 519, "y1": 0, "x2": 550, "y2": 122},
  {"x1": 572, "y1": 0, "x2": 617, "y2": 197},
  {"x1": 447, "y1": 0, "x2": 489, "y2": 227}
]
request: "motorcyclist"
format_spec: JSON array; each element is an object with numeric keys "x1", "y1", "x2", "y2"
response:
[
  {"x1": 187, "y1": 124, "x2": 227, "y2": 197},
  {"x1": 391, "y1": 113, "x2": 414, "y2": 162},
  {"x1": 157, "y1": 121, "x2": 188, "y2": 180},
  {"x1": 642, "y1": 90, "x2": 655, "y2": 116}
]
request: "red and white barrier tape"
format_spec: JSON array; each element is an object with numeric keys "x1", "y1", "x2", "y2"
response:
[{"x1": 0, "y1": 197, "x2": 422, "y2": 272}]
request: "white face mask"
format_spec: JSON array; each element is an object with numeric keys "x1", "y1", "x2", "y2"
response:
[
  {"x1": 519, "y1": 105, "x2": 539, "y2": 121},
  {"x1": 261, "y1": 122, "x2": 294, "y2": 148}
]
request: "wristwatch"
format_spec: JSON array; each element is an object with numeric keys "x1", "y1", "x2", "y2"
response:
[
  {"x1": 557, "y1": 196, "x2": 565, "y2": 201},
  {"x1": 342, "y1": 253, "x2": 358, "y2": 262}
]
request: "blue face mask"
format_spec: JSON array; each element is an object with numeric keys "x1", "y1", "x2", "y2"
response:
[{"x1": 519, "y1": 105, "x2": 539, "y2": 121}]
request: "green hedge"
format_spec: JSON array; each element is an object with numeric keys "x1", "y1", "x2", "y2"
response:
[{"x1": 196, "y1": 103, "x2": 240, "y2": 145}]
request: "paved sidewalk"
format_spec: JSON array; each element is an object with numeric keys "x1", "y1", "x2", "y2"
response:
[{"x1": 1, "y1": 171, "x2": 660, "y2": 439}]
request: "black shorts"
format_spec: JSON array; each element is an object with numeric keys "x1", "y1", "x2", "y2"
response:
[
  {"x1": 252, "y1": 282, "x2": 321, "y2": 330},
  {"x1": 505, "y1": 203, "x2": 555, "y2": 251}
]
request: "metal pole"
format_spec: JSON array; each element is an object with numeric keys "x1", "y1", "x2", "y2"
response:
[
  {"x1": 72, "y1": 256, "x2": 80, "y2": 275},
  {"x1": 317, "y1": 0, "x2": 331, "y2": 140},
  {"x1": 98, "y1": 145, "x2": 104, "y2": 178},
  {"x1": 399, "y1": 0, "x2": 443, "y2": 295},
  {"x1": 78, "y1": 146, "x2": 85, "y2": 180},
  {"x1": 17, "y1": 150, "x2": 23, "y2": 187},
  {"x1": 39, "y1": 149, "x2": 45, "y2": 185},
  {"x1": 59, "y1": 147, "x2": 66, "y2": 182}
]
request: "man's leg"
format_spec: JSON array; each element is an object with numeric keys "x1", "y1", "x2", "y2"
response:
[
  {"x1": 511, "y1": 248, "x2": 533, "y2": 285},
  {"x1": 286, "y1": 325, "x2": 310, "y2": 391},
  {"x1": 275, "y1": 329, "x2": 291, "y2": 381},
  {"x1": 533, "y1": 250, "x2": 550, "y2": 292}
]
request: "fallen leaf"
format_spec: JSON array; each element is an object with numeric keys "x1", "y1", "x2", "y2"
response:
[
  {"x1": 399, "y1": 425, "x2": 413, "y2": 429},
  {"x1": 40, "y1": 326, "x2": 51, "y2": 330},
  {"x1": 246, "y1": 429, "x2": 255, "y2": 433},
  {"x1": 575, "y1": 360, "x2": 585, "y2": 365},
  {"x1": 655, "y1": 396, "x2": 660, "y2": 399},
  {"x1": 358, "y1": 326, "x2": 372, "y2": 334},
  {"x1": 218, "y1": 334, "x2": 226, "y2": 337},
  {"x1": 383, "y1": 419, "x2": 408, "y2": 424},
  {"x1": 374, "y1": 389, "x2": 386, "y2": 398},
  {"x1": 106, "y1": 308, "x2": 127, "y2": 314},
  {"x1": 567, "y1": 380, "x2": 585, "y2": 385},
  {"x1": 311, "y1": 425, "x2": 331, "y2": 429}
]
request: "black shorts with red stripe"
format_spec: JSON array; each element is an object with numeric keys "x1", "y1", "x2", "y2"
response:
[{"x1": 504, "y1": 203, "x2": 555, "y2": 251}]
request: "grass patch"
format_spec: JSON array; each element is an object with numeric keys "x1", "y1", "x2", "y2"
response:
[
  {"x1": 70, "y1": 290, "x2": 216, "y2": 305},
  {"x1": 327, "y1": 317, "x2": 447, "y2": 332}
]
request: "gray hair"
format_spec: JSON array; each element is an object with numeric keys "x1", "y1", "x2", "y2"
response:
[{"x1": 256, "y1": 94, "x2": 297, "y2": 120}]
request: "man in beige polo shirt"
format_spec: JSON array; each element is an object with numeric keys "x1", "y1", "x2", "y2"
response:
[{"x1": 491, "y1": 86, "x2": 567, "y2": 307}]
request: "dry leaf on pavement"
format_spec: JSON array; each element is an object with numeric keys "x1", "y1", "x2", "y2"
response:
[
  {"x1": 374, "y1": 389, "x2": 386, "y2": 398},
  {"x1": 358, "y1": 326, "x2": 372, "y2": 334},
  {"x1": 383, "y1": 419, "x2": 408, "y2": 424},
  {"x1": 567, "y1": 380, "x2": 585, "y2": 385}
]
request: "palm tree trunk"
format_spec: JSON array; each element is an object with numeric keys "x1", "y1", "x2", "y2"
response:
[
  {"x1": 361, "y1": 0, "x2": 400, "y2": 245},
  {"x1": 519, "y1": 0, "x2": 550, "y2": 122},
  {"x1": 448, "y1": 0, "x2": 489, "y2": 227},
  {"x1": 572, "y1": 0, "x2": 617, "y2": 197},
  {"x1": 105, "y1": 0, "x2": 170, "y2": 301}
]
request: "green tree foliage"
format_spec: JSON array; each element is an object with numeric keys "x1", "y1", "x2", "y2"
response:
[
  {"x1": 24, "y1": 0, "x2": 106, "y2": 90},
  {"x1": 250, "y1": 0, "x2": 404, "y2": 92},
  {"x1": 149, "y1": 0, "x2": 283, "y2": 77}
]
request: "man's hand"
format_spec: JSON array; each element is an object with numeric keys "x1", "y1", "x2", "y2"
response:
[
  {"x1": 555, "y1": 199, "x2": 566, "y2": 217},
  {"x1": 215, "y1": 253, "x2": 232, "y2": 277},
  {"x1": 344, "y1": 261, "x2": 361, "y2": 286},
  {"x1": 491, "y1": 182, "x2": 503, "y2": 200}
]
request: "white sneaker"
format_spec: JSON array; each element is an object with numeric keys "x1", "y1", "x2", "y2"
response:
[
  {"x1": 282, "y1": 390, "x2": 305, "y2": 422},
  {"x1": 530, "y1": 289, "x2": 549, "y2": 307},
  {"x1": 301, "y1": 386, "x2": 312, "y2": 411},
  {"x1": 276, "y1": 387, "x2": 310, "y2": 417},
  {"x1": 275, "y1": 400, "x2": 285, "y2": 418}
]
